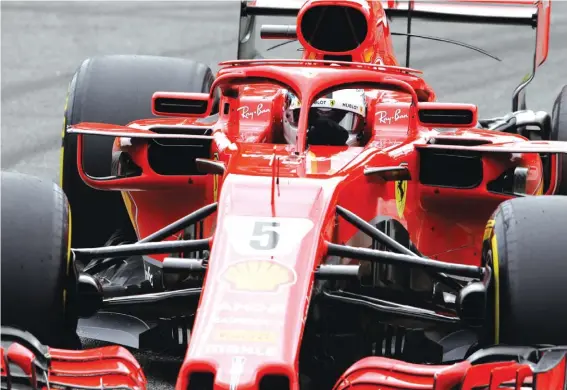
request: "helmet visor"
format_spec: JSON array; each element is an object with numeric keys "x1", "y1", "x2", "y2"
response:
[{"x1": 289, "y1": 108, "x2": 363, "y2": 132}]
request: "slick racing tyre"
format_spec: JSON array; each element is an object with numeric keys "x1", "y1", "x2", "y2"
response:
[
  {"x1": 1, "y1": 171, "x2": 79, "y2": 349},
  {"x1": 482, "y1": 195, "x2": 567, "y2": 345},
  {"x1": 61, "y1": 55, "x2": 217, "y2": 249},
  {"x1": 551, "y1": 84, "x2": 567, "y2": 195}
]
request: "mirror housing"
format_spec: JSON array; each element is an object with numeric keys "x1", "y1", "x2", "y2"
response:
[
  {"x1": 152, "y1": 92, "x2": 211, "y2": 118},
  {"x1": 417, "y1": 102, "x2": 478, "y2": 128},
  {"x1": 195, "y1": 158, "x2": 226, "y2": 175}
]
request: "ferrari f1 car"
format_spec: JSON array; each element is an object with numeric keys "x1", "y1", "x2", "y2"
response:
[{"x1": 3, "y1": 0, "x2": 567, "y2": 389}]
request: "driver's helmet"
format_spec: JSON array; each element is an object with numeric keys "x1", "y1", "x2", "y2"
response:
[{"x1": 283, "y1": 89, "x2": 367, "y2": 146}]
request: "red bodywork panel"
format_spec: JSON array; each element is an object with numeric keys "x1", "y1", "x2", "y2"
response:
[
  {"x1": 4, "y1": 1, "x2": 562, "y2": 389},
  {"x1": 67, "y1": 61, "x2": 562, "y2": 389},
  {"x1": 69, "y1": 62, "x2": 553, "y2": 267}
]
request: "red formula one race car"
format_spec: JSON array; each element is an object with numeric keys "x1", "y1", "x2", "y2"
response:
[{"x1": 3, "y1": 0, "x2": 567, "y2": 389}]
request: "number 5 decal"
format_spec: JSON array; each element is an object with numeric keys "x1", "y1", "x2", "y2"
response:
[
  {"x1": 225, "y1": 216, "x2": 314, "y2": 256},
  {"x1": 249, "y1": 221, "x2": 281, "y2": 250}
]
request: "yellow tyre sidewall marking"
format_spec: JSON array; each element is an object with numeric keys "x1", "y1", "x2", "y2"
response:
[
  {"x1": 61, "y1": 90, "x2": 71, "y2": 307},
  {"x1": 491, "y1": 233, "x2": 500, "y2": 344},
  {"x1": 59, "y1": 92, "x2": 70, "y2": 188},
  {"x1": 483, "y1": 219, "x2": 495, "y2": 241},
  {"x1": 395, "y1": 180, "x2": 408, "y2": 218},
  {"x1": 64, "y1": 204, "x2": 72, "y2": 308}
]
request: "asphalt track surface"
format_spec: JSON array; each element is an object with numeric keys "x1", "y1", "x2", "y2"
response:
[{"x1": 2, "y1": 1, "x2": 567, "y2": 388}]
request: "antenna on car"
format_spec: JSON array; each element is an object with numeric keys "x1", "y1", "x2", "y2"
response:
[
  {"x1": 391, "y1": 32, "x2": 502, "y2": 63},
  {"x1": 266, "y1": 35, "x2": 501, "y2": 62},
  {"x1": 404, "y1": 0, "x2": 414, "y2": 68}
]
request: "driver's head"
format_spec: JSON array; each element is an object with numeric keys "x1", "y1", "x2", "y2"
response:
[{"x1": 283, "y1": 89, "x2": 367, "y2": 146}]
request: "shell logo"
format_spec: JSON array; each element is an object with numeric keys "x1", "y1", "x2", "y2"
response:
[{"x1": 222, "y1": 260, "x2": 296, "y2": 292}]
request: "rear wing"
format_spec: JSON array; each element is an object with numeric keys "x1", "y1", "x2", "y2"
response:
[{"x1": 238, "y1": 0, "x2": 551, "y2": 111}]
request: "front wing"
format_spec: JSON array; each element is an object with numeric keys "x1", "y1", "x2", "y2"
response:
[
  {"x1": 1, "y1": 328, "x2": 146, "y2": 390},
  {"x1": 2, "y1": 327, "x2": 566, "y2": 390}
]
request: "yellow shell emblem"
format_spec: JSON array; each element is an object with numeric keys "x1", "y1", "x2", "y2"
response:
[
  {"x1": 395, "y1": 180, "x2": 407, "y2": 218},
  {"x1": 223, "y1": 260, "x2": 296, "y2": 292}
]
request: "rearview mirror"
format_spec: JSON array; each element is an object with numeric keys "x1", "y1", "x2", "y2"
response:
[
  {"x1": 417, "y1": 102, "x2": 478, "y2": 128},
  {"x1": 152, "y1": 92, "x2": 211, "y2": 118},
  {"x1": 195, "y1": 158, "x2": 226, "y2": 175}
]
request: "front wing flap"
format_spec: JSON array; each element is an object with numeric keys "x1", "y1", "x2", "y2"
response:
[
  {"x1": 3, "y1": 327, "x2": 566, "y2": 390},
  {"x1": 1, "y1": 327, "x2": 147, "y2": 390},
  {"x1": 333, "y1": 348, "x2": 567, "y2": 390}
]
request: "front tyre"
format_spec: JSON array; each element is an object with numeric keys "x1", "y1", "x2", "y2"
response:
[
  {"x1": 61, "y1": 55, "x2": 217, "y2": 249},
  {"x1": 1, "y1": 171, "x2": 80, "y2": 348},
  {"x1": 483, "y1": 195, "x2": 567, "y2": 345}
]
